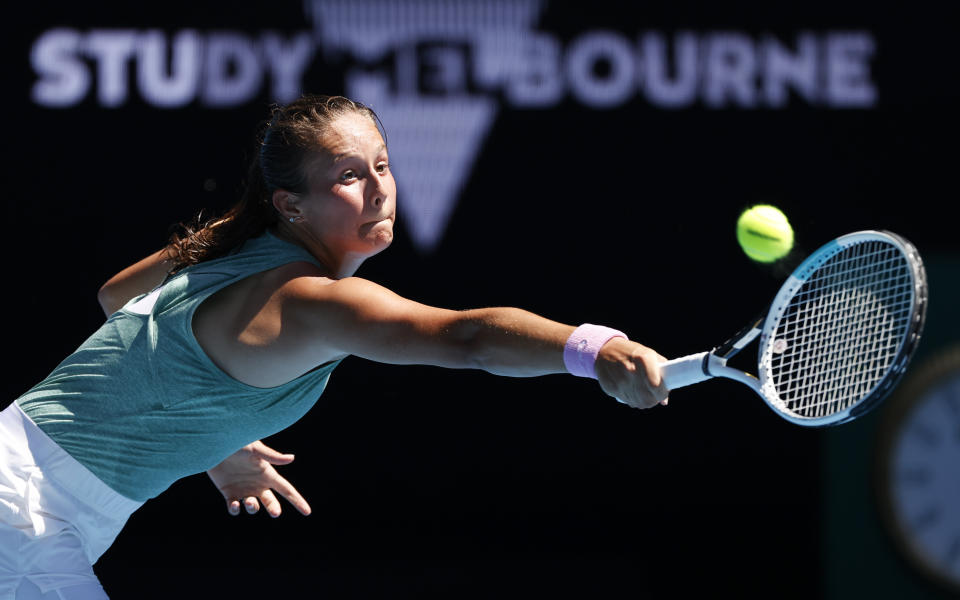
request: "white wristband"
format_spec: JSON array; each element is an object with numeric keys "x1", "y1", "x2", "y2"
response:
[{"x1": 563, "y1": 324, "x2": 628, "y2": 379}]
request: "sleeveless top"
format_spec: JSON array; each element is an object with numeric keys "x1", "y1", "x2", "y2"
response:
[{"x1": 17, "y1": 231, "x2": 341, "y2": 502}]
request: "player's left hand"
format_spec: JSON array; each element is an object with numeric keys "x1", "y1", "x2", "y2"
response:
[
  {"x1": 595, "y1": 338, "x2": 670, "y2": 409},
  {"x1": 206, "y1": 440, "x2": 311, "y2": 517}
]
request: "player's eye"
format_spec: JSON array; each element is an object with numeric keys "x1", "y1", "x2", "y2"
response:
[
  {"x1": 339, "y1": 170, "x2": 358, "y2": 182},
  {"x1": 376, "y1": 162, "x2": 390, "y2": 174}
]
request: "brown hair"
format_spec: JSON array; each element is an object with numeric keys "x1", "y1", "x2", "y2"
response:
[{"x1": 166, "y1": 94, "x2": 382, "y2": 272}]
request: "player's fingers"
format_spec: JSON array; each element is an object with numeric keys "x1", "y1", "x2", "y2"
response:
[
  {"x1": 655, "y1": 352, "x2": 670, "y2": 405},
  {"x1": 273, "y1": 474, "x2": 312, "y2": 516},
  {"x1": 228, "y1": 499, "x2": 241, "y2": 516},
  {"x1": 244, "y1": 497, "x2": 260, "y2": 514},
  {"x1": 632, "y1": 349, "x2": 667, "y2": 408},
  {"x1": 260, "y1": 490, "x2": 283, "y2": 518},
  {"x1": 646, "y1": 357, "x2": 669, "y2": 396},
  {"x1": 250, "y1": 440, "x2": 295, "y2": 465},
  {"x1": 632, "y1": 347, "x2": 662, "y2": 388}
]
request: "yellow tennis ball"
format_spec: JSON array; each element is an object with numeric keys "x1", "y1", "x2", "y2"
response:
[{"x1": 736, "y1": 205, "x2": 794, "y2": 263}]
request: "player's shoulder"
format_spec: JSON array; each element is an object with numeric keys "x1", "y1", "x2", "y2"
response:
[
  {"x1": 278, "y1": 270, "x2": 388, "y2": 306},
  {"x1": 277, "y1": 275, "x2": 405, "y2": 332}
]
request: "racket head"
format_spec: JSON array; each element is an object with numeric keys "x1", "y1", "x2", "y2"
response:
[{"x1": 756, "y1": 231, "x2": 928, "y2": 427}]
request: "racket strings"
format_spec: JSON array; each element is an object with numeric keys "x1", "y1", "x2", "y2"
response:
[
  {"x1": 768, "y1": 241, "x2": 914, "y2": 418},
  {"x1": 789, "y1": 248, "x2": 910, "y2": 414},
  {"x1": 777, "y1": 247, "x2": 910, "y2": 415}
]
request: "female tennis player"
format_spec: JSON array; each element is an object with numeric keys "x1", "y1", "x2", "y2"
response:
[{"x1": 0, "y1": 94, "x2": 668, "y2": 599}]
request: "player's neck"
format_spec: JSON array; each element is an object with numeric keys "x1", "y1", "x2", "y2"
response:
[{"x1": 270, "y1": 225, "x2": 367, "y2": 279}]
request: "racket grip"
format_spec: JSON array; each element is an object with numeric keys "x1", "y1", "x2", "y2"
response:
[{"x1": 659, "y1": 352, "x2": 713, "y2": 390}]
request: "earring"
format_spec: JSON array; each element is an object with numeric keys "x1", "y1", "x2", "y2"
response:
[{"x1": 289, "y1": 217, "x2": 296, "y2": 223}]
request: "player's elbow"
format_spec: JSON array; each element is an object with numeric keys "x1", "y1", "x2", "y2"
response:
[
  {"x1": 461, "y1": 338, "x2": 495, "y2": 372},
  {"x1": 419, "y1": 310, "x2": 489, "y2": 371},
  {"x1": 445, "y1": 308, "x2": 516, "y2": 374},
  {"x1": 96, "y1": 281, "x2": 123, "y2": 317}
]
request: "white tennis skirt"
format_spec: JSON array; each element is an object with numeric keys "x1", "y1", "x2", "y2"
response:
[{"x1": 0, "y1": 402, "x2": 143, "y2": 598}]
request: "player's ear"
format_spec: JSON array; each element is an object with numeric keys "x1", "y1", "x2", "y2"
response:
[{"x1": 272, "y1": 190, "x2": 301, "y2": 221}]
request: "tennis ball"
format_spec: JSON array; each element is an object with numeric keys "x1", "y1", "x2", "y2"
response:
[{"x1": 736, "y1": 204, "x2": 794, "y2": 263}]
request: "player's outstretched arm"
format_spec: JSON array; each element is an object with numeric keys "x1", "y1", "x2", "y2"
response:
[{"x1": 284, "y1": 276, "x2": 669, "y2": 408}]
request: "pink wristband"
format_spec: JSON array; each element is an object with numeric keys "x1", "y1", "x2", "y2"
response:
[{"x1": 563, "y1": 324, "x2": 628, "y2": 379}]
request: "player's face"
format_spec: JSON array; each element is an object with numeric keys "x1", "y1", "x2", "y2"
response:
[{"x1": 299, "y1": 111, "x2": 396, "y2": 259}]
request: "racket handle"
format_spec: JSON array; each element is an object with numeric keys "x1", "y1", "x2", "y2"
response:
[{"x1": 659, "y1": 352, "x2": 713, "y2": 390}]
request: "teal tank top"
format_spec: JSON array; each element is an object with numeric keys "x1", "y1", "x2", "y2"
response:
[{"x1": 16, "y1": 231, "x2": 340, "y2": 502}]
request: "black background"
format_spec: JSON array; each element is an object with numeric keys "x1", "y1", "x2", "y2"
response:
[{"x1": 6, "y1": 1, "x2": 959, "y2": 598}]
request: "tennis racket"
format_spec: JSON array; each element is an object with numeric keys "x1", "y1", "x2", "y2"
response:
[{"x1": 659, "y1": 230, "x2": 928, "y2": 427}]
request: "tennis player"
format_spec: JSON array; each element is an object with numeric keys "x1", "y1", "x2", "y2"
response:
[{"x1": 0, "y1": 94, "x2": 668, "y2": 599}]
